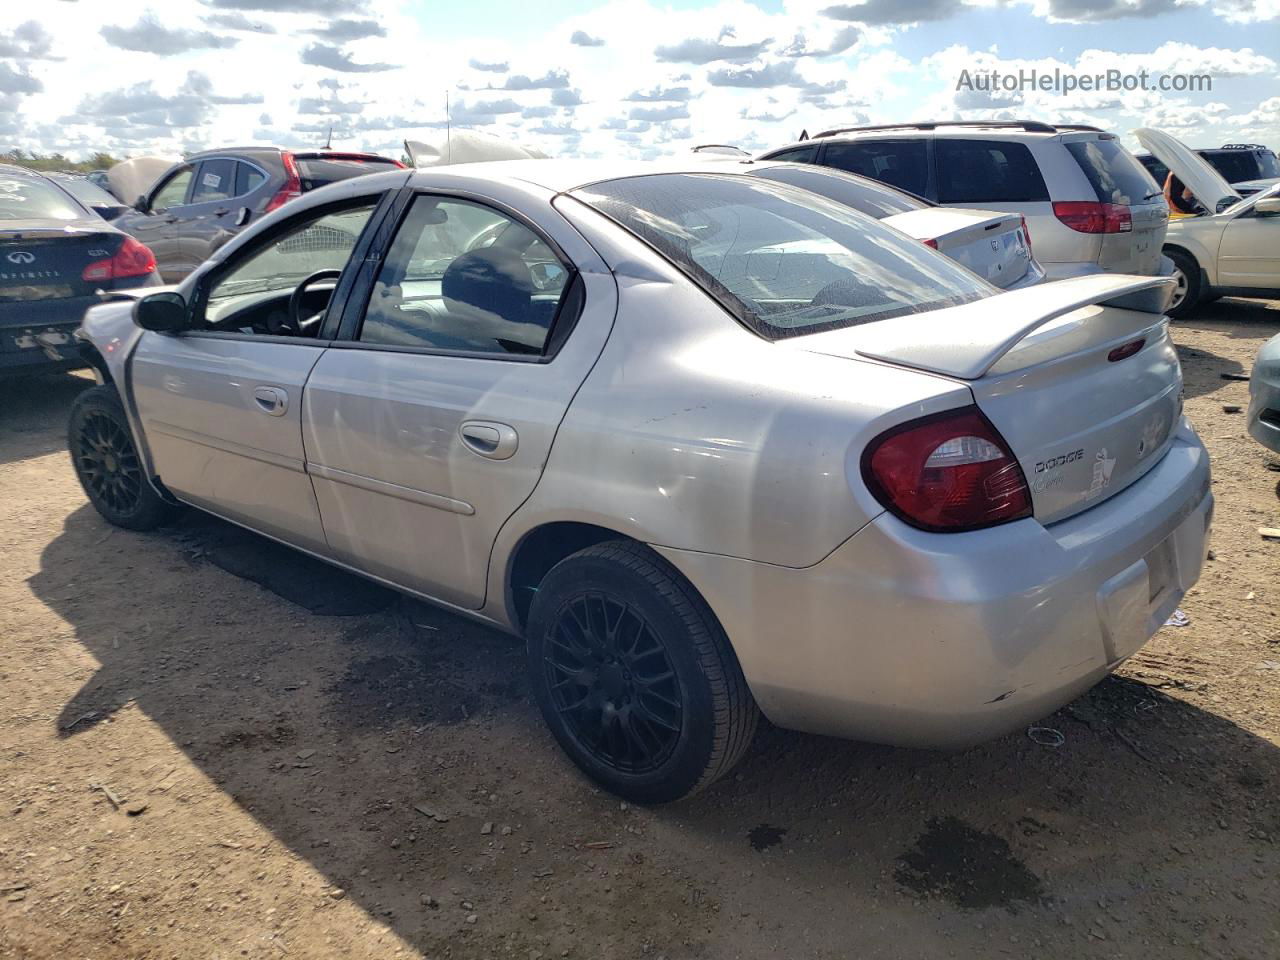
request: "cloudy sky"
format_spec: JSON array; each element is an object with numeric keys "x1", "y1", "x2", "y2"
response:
[{"x1": 1, "y1": 0, "x2": 1277, "y2": 162}]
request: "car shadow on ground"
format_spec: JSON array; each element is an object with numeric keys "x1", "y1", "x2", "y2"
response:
[
  {"x1": 31, "y1": 504, "x2": 1280, "y2": 956},
  {"x1": 0, "y1": 369, "x2": 93, "y2": 466}
]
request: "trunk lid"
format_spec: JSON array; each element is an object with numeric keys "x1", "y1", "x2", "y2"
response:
[
  {"x1": 0, "y1": 223, "x2": 127, "y2": 310},
  {"x1": 788, "y1": 274, "x2": 1183, "y2": 523},
  {"x1": 883, "y1": 207, "x2": 1033, "y2": 288}
]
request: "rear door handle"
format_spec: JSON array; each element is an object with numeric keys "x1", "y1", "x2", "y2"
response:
[
  {"x1": 252, "y1": 385, "x2": 288, "y2": 416},
  {"x1": 459, "y1": 421, "x2": 518, "y2": 460}
]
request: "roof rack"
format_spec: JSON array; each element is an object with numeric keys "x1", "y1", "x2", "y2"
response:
[
  {"x1": 812, "y1": 120, "x2": 1100, "y2": 139},
  {"x1": 1219, "y1": 143, "x2": 1267, "y2": 150}
]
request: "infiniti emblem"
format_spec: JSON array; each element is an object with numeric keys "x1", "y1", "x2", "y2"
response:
[{"x1": 6, "y1": 251, "x2": 35, "y2": 264}]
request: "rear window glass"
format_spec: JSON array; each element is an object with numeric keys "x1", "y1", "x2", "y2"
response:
[
  {"x1": 822, "y1": 140, "x2": 928, "y2": 198},
  {"x1": 750, "y1": 165, "x2": 925, "y2": 219},
  {"x1": 1138, "y1": 155, "x2": 1170, "y2": 186},
  {"x1": 296, "y1": 156, "x2": 400, "y2": 191},
  {"x1": 52, "y1": 177, "x2": 118, "y2": 209},
  {"x1": 937, "y1": 139, "x2": 1050, "y2": 204},
  {"x1": 0, "y1": 175, "x2": 84, "y2": 220},
  {"x1": 575, "y1": 173, "x2": 994, "y2": 341},
  {"x1": 1203, "y1": 150, "x2": 1278, "y2": 183},
  {"x1": 1065, "y1": 139, "x2": 1159, "y2": 205},
  {"x1": 235, "y1": 162, "x2": 268, "y2": 196}
]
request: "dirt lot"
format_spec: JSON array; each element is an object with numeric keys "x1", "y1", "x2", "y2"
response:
[{"x1": 2, "y1": 300, "x2": 1279, "y2": 960}]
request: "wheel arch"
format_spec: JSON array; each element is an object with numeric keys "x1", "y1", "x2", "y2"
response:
[
  {"x1": 1163, "y1": 241, "x2": 1212, "y2": 288},
  {"x1": 503, "y1": 521, "x2": 639, "y2": 631}
]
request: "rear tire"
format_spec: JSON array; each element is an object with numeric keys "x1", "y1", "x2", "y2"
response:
[
  {"x1": 1166, "y1": 249, "x2": 1203, "y2": 320},
  {"x1": 68, "y1": 385, "x2": 175, "y2": 531},
  {"x1": 526, "y1": 540, "x2": 758, "y2": 803}
]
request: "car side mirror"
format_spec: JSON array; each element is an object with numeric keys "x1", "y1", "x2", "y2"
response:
[
  {"x1": 134, "y1": 194, "x2": 150, "y2": 214},
  {"x1": 134, "y1": 292, "x2": 189, "y2": 333},
  {"x1": 1254, "y1": 197, "x2": 1280, "y2": 216}
]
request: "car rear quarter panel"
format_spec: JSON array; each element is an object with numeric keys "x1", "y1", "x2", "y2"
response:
[{"x1": 488, "y1": 194, "x2": 974, "y2": 582}]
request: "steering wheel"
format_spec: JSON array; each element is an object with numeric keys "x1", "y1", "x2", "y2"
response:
[{"x1": 286, "y1": 269, "x2": 343, "y2": 334}]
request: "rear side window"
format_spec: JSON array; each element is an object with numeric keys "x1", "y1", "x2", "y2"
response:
[
  {"x1": 1202, "y1": 150, "x2": 1276, "y2": 183},
  {"x1": 750, "y1": 165, "x2": 925, "y2": 219},
  {"x1": 296, "y1": 156, "x2": 401, "y2": 191},
  {"x1": 0, "y1": 175, "x2": 83, "y2": 220},
  {"x1": 576, "y1": 173, "x2": 994, "y2": 341},
  {"x1": 235, "y1": 162, "x2": 268, "y2": 197},
  {"x1": 763, "y1": 145, "x2": 818, "y2": 164},
  {"x1": 936, "y1": 140, "x2": 1050, "y2": 204},
  {"x1": 1066, "y1": 139, "x2": 1159, "y2": 205},
  {"x1": 192, "y1": 159, "x2": 235, "y2": 203},
  {"x1": 359, "y1": 195, "x2": 571, "y2": 356},
  {"x1": 822, "y1": 140, "x2": 928, "y2": 198}
]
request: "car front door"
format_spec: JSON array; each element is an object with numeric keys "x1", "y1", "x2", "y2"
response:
[
  {"x1": 119, "y1": 164, "x2": 195, "y2": 282},
  {"x1": 130, "y1": 195, "x2": 389, "y2": 552},
  {"x1": 1217, "y1": 200, "x2": 1280, "y2": 289},
  {"x1": 301, "y1": 189, "x2": 616, "y2": 609}
]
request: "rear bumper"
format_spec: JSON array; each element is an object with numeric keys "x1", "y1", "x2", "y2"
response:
[
  {"x1": 657, "y1": 419, "x2": 1212, "y2": 748},
  {"x1": 1248, "y1": 336, "x2": 1280, "y2": 454}
]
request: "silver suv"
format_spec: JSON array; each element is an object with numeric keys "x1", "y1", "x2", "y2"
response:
[{"x1": 760, "y1": 120, "x2": 1169, "y2": 281}]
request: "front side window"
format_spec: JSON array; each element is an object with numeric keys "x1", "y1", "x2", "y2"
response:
[
  {"x1": 202, "y1": 202, "x2": 376, "y2": 330},
  {"x1": 576, "y1": 173, "x2": 994, "y2": 340},
  {"x1": 191, "y1": 159, "x2": 235, "y2": 204},
  {"x1": 151, "y1": 167, "x2": 194, "y2": 211},
  {"x1": 358, "y1": 195, "x2": 571, "y2": 356},
  {"x1": 822, "y1": 140, "x2": 929, "y2": 198},
  {"x1": 936, "y1": 139, "x2": 1050, "y2": 204}
]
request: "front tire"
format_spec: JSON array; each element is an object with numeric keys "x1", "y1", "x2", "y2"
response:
[
  {"x1": 68, "y1": 385, "x2": 175, "y2": 531},
  {"x1": 526, "y1": 540, "x2": 758, "y2": 803},
  {"x1": 1166, "y1": 249, "x2": 1203, "y2": 320}
]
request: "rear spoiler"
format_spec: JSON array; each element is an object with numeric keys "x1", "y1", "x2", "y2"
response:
[{"x1": 851, "y1": 274, "x2": 1175, "y2": 380}]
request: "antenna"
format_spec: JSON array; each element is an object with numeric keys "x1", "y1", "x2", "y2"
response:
[
  {"x1": 446, "y1": 90, "x2": 451, "y2": 164},
  {"x1": 323, "y1": 124, "x2": 333, "y2": 150}
]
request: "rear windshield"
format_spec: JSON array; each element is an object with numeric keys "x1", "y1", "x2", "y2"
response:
[
  {"x1": 1066, "y1": 139, "x2": 1159, "y2": 206},
  {"x1": 53, "y1": 177, "x2": 118, "y2": 209},
  {"x1": 575, "y1": 173, "x2": 995, "y2": 340},
  {"x1": 295, "y1": 155, "x2": 401, "y2": 191},
  {"x1": 0, "y1": 174, "x2": 85, "y2": 221},
  {"x1": 749, "y1": 164, "x2": 925, "y2": 219}
]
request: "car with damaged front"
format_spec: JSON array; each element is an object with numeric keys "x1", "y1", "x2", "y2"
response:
[
  {"x1": 70, "y1": 160, "x2": 1212, "y2": 803},
  {"x1": 0, "y1": 163, "x2": 160, "y2": 377}
]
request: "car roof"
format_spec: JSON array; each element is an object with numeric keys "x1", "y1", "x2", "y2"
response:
[
  {"x1": 403, "y1": 157, "x2": 779, "y2": 194},
  {"x1": 762, "y1": 121, "x2": 1115, "y2": 154}
]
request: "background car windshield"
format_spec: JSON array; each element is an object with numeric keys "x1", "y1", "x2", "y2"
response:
[
  {"x1": 575, "y1": 173, "x2": 995, "y2": 339},
  {"x1": 0, "y1": 175, "x2": 84, "y2": 221},
  {"x1": 749, "y1": 165, "x2": 925, "y2": 219},
  {"x1": 52, "y1": 177, "x2": 119, "y2": 210}
]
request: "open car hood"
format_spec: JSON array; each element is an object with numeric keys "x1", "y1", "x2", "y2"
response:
[
  {"x1": 404, "y1": 131, "x2": 549, "y2": 167},
  {"x1": 106, "y1": 156, "x2": 178, "y2": 206},
  {"x1": 1133, "y1": 128, "x2": 1241, "y2": 213}
]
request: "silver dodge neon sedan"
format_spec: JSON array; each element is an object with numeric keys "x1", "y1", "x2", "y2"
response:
[{"x1": 70, "y1": 160, "x2": 1212, "y2": 802}]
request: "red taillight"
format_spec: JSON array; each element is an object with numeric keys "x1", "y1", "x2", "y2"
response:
[
  {"x1": 1052, "y1": 201, "x2": 1132, "y2": 234},
  {"x1": 265, "y1": 151, "x2": 303, "y2": 213},
  {"x1": 862, "y1": 407, "x2": 1032, "y2": 532},
  {"x1": 922, "y1": 237, "x2": 939, "y2": 249},
  {"x1": 81, "y1": 236, "x2": 156, "y2": 283}
]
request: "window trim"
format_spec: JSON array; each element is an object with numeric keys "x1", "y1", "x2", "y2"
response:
[
  {"x1": 178, "y1": 191, "x2": 394, "y2": 345},
  {"x1": 333, "y1": 186, "x2": 583, "y2": 365}
]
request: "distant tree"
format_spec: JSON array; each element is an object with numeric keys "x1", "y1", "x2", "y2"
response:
[{"x1": 0, "y1": 148, "x2": 122, "y2": 172}]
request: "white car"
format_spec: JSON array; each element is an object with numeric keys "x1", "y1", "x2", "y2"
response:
[
  {"x1": 1136, "y1": 128, "x2": 1280, "y2": 318},
  {"x1": 71, "y1": 160, "x2": 1210, "y2": 802}
]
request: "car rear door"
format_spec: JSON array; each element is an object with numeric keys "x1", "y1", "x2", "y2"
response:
[
  {"x1": 130, "y1": 193, "x2": 392, "y2": 552},
  {"x1": 300, "y1": 187, "x2": 616, "y2": 609},
  {"x1": 179, "y1": 158, "x2": 245, "y2": 268}
]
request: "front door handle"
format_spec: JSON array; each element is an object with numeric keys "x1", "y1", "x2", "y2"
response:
[
  {"x1": 459, "y1": 420, "x2": 518, "y2": 460},
  {"x1": 252, "y1": 385, "x2": 288, "y2": 416}
]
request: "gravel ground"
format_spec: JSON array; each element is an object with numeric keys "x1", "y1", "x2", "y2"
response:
[{"x1": 1, "y1": 298, "x2": 1278, "y2": 959}]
